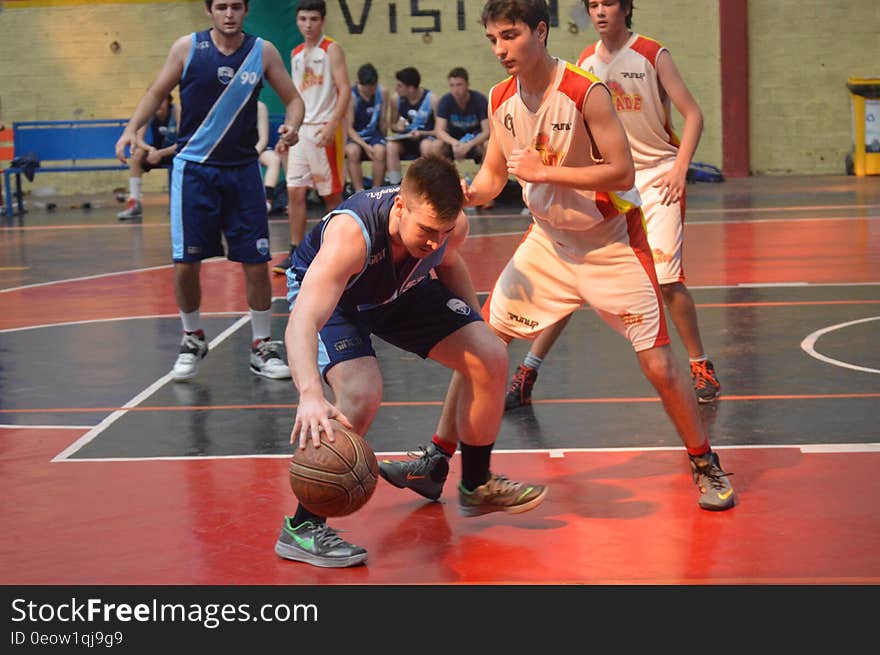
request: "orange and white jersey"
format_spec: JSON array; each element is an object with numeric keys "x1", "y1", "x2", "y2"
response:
[
  {"x1": 577, "y1": 34, "x2": 679, "y2": 170},
  {"x1": 489, "y1": 58, "x2": 640, "y2": 232},
  {"x1": 291, "y1": 35, "x2": 338, "y2": 125}
]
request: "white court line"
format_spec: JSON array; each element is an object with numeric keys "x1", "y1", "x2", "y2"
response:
[
  {"x1": 0, "y1": 424, "x2": 95, "y2": 430},
  {"x1": 0, "y1": 311, "x2": 247, "y2": 335},
  {"x1": 52, "y1": 314, "x2": 253, "y2": 462},
  {"x1": 52, "y1": 442, "x2": 880, "y2": 463},
  {"x1": 801, "y1": 316, "x2": 880, "y2": 375}
]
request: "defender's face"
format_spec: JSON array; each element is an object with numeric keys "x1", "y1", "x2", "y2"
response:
[
  {"x1": 208, "y1": 1, "x2": 247, "y2": 36},
  {"x1": 393, "y1": 194, "x2": 456, "y2": 259},
  {"x1": 484, "y1": 19, "x2": 545, "y2": 77}
]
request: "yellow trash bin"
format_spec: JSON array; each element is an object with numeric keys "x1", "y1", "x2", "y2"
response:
[{"x1": 846, "y1": 76, "x2": 880, "y2": 176}]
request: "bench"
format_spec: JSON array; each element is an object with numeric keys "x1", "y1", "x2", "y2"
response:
[
  {"x1": 3, "y1": 114, "x2": 288, "y2": 218},
  {"x1": 2, "y1": 119, "x2": 172, "y2": 218}
]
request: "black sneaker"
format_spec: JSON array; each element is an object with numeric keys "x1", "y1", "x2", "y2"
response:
[
  {"x1": 458, "y1": 472, "x2": 547, "y2": 517},
  {"x1": 272, "y1": 246, "x2": 296, "y2": 275},
  {"x1": 689, "y1": 451, "x2": 736, "y2": 511},
  {"x1": 274, "y1": 518, "x2": 367, "y2": 568},
  {"x1": 504, "y1": 364, "x2": 538, "y2": 410},
  {"x1": 378, "y1": 443, "x2": 449, "y2": 501},
  {"x1": 691, "y1": 360, "x2": 721, "y2": 403}
]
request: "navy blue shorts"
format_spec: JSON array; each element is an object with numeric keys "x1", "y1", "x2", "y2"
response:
[
  {"x1": 169, "y1": 159, "x2": 270, "y2": 263},
  {"x1": 288, "y1": 278, "x2": 483, "y2": 381}
]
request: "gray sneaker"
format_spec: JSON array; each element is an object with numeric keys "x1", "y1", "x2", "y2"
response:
[
  {"x1": 274, "y1": 518, "x2": 367, "y2": 568},
  {"x1": 117, "y1": 199, "x2": 142, "y2": 220},
  {"x1": 378, "y1": 443, "x2": 449, "y2": 501},
  {"x1": 689, "y1": 451, "x2": 736, "y2": 511},
  {"x1": 250, "y1": 339, "x2": 291, "y2": 379},
  {"x1": 458, "y1": 472, "x2": 547, "y2": 517},
  {"x1": 171, "y1": 331, "x2": 208, "y2": 381}
]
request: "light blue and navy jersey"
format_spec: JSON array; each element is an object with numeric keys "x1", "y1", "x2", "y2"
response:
[
  {"x1": 398, "y1": 90, "x2": 434, "y2": 133},
  {"x1": 290, "y1": 186, "x2": 448, "y2": 313},
  {"x1": 176, "y1": 30, "x2": 263, "y2": 166}
]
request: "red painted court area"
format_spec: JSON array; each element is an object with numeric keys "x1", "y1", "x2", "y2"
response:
[{"x1": 1, "y1": 174, "x2": 879, "y2": 585}]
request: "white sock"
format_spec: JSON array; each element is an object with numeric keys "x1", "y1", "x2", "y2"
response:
[
  {"x1": 250, "y1": 307, "x2": 272, "y2": 343},
  {"x1": 387, "y1": 170, "x2": 402, "y2": 185},
  {"x1": 179, "y1": 309, "x2": 201, "y2": 333},
  {"x1": 129, "y1": 177, "x2": 142, "y2": 201}
]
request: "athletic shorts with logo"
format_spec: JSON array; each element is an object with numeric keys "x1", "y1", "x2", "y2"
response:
[
  {"x1": 484, "y1": 209, "x2": 669, "y2": 352},
  {"x1": 636, "y1": 159, "x2": 686, "y2": 285},
  {"x1": 170, "y1": 158, "x2": 270, "y2": 263},
  {"x1": 289, "y1": 277, "x2": 482, "y2": 381},
  {"x1": 285, "y1": 122, "x2": 345, "y2": 197}
]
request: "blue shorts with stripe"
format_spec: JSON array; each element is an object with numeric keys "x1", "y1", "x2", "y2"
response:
[
  {"x1": 288, "y1": 278, "x2": 483, "y2": 381},
  {"x1": 170, "y1": 158, "x2": 270, "y2": 263}
]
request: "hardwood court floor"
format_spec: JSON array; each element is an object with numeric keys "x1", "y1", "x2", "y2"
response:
[{"x1": 1, "y1": 174, "x2": 878, "y2": 584}]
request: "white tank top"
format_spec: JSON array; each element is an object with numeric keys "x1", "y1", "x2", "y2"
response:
[
  {"x1": 577, "y1": 34, "x2": 679, "y2": 170},
  {"x1": 489, "y1": 59, "x2": 640, "y2": 231},
  {"x1": 291, "y1": 35, "x2": 338, "y2": 124}
]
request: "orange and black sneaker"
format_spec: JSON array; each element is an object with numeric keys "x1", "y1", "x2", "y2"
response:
[
  {"x1": 690, "y1": 359, "x2": 721, "y2": 403},
  {"x1": 504, "y1": 364, "x2": 538, "y2": 411},
  {"x1": 378, "y1": 443, "x2": 449, "y2": 501},
  {"x1": 689, "y1": 451, "x2": 735, "y2": 511}
]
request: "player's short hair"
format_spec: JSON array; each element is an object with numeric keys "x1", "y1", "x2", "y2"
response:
[
  {"x1": 481, "y1": 0, "x2": 551, "y2": 45},
  {"x1": 357, "y1": 63, "x2": 379, "y2": 86},
  {"x1": 583, "y1": 0, "x2": 634, "y2": 29},
  {"x1": 402, "y1": 156, "x2": 464, "y2": 223},
  {"x1": 447, "y1": 67, "x2": 469, "y2": 83},
  {"x1": 296, "y1": 0, "x2": 326, "y2": 18},
  {"x1": 395, "y1": 67, "x2": 421, "y2": 89}
]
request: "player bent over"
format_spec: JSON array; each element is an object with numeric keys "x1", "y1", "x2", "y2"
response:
[{"x1": 275, "y1": 155, "x2": 547, "y2": 568}]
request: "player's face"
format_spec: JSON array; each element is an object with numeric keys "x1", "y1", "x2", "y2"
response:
[
  {"x1": 208, "y1": 1, "x2": 247, "y2": 36},
  {"x1": 484, "y1": 19, "x2": 546, "y2": 77},
  {"x1": 393, "y1": 194, "x2": 457, "y2": 259},
  {"x1": 448, "y1": 76, "x2": 469, "y2": 103},
  {"x1": 296, "y1": 10, "x2": 325, "y2": 43},
  {"x1": 587, "y1": 0, "x2": 627, "y2": 36}
]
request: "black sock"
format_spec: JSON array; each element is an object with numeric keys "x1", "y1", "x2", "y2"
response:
[
  {"x1": 289, "y1": 243, "x2": 298, "y2": 255},
  {"x1": 265, "y1": 185, "x2": 274, "y2": 199},
  {"x1": 292, "y1": 503, "x2": 325, "y2": 527},
  {"x1": 460, "y1": 442, "x2": 493, "y2": 491}
]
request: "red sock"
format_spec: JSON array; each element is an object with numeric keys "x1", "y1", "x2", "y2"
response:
[
  {"x1": 431, "y1": 434, "x2": 457, "y2": 457},
  {"x1": 687, "y1": 442, "x2": 711, "y2": 458}
]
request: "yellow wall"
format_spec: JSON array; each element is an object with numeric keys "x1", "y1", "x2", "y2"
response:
[{"x1": 0, "y1": 0, "x2": 875, "y2": 194}]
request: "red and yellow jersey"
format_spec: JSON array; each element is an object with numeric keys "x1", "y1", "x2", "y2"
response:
[
  {"x1": 577, "y1": 34, "x2": 680, "y2": 170},
  {"x1": 291, "y1": 35, "x2": 338, "y2": 125},
  {"x1": 489, "y1": 58, "x2": 640, "y2": 231}
]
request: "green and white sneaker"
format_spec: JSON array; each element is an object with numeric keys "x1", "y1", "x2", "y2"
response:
[
  {"x1": 274, "y1": 518, "x2": 367, "y2": 568},
  {"x1": 689, "y1": 451, "x2": 736, "y2": 511},
  {"x1": 458, "y1": 472, "x2": 547, "y2": 517}
]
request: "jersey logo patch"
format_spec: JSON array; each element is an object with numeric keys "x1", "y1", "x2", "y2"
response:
[
  {"x1": 446, "y1": 298, "x2": 471, "y2": 316},
  {"x1": 217, "y1": 66, "x2": 235, "y2": 85}
]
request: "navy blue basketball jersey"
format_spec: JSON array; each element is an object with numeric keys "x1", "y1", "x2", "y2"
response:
[
  {"x1": 290, "y1": 186, "x2": 448, "y2": 313},
  {"x1": 352, "y1": 84, "x2": 383, "y2": 140},
  {"x1": 176, "y1": 30, "x2": 263, "y2": 166}
]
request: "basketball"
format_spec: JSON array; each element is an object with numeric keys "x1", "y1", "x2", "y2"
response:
[{"x1": 288, "y1": 419, "x2": 379, "y2": 517}]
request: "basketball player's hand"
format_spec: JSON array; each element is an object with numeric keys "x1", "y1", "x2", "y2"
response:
[
  {"x1": 276, "y1": 123, "x2": 299, "y2": 156},
  {"x1": 460, "y1": 177, "x2": 476, "y2": 207},
  {"x1": 507, "y1": 147, "x2": 544, "y2": 182},
  {"x1": 654, "y1": 167, "x2": 687, "y2": 206},
  {"x1": 146, "y1": 148, "x2": 163, "y2": 166},
  {"x1": 114, "y1": 130, "x2": 137, "y2": 164},
  {"x1": 292, "y1": 394, "x2": 353, "y2": 450}
]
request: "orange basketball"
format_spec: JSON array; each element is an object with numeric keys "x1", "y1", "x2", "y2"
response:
[{"x1": 288, "y1": 420, "x2": 379, "y2": 517}]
